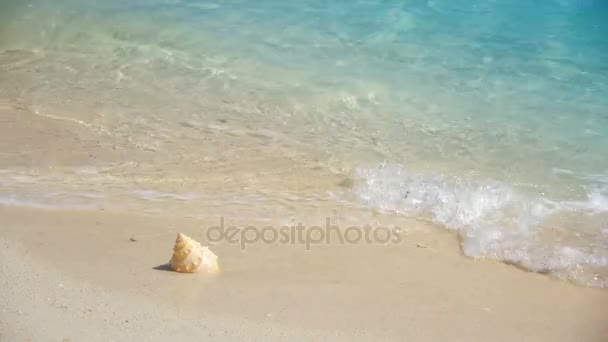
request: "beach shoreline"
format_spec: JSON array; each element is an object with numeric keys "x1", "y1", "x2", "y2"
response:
[
  {"x1": 2, "y1": 0, "x2": 608, "y2": 340},
  {"x1": 1, "y1": 100, "x2": 608, "y2": 341}
]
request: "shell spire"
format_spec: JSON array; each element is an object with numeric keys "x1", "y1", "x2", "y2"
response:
[{"x1": 170, "y1": 233, "x2": 219, "y2": 274}]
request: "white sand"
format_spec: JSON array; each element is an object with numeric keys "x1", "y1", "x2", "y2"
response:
[{"x1": 1, "y1": 207, "x2": 607, "y2": 341}]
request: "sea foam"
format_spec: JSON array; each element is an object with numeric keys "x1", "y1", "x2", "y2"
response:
[{"x1": 353, "y1": 163, "x2": 608, "y2": 287}]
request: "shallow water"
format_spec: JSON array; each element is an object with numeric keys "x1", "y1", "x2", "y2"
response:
[{"x1": 1, "y1": 0, "x2": 607, "y2": 287}]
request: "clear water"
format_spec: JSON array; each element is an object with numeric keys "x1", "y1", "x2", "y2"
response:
[{"x1": 1, "y1": 0, "x2": 607, "y2": 286}]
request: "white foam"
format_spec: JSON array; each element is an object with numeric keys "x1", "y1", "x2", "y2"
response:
[
  {"x1": 0, "y1": 194, "x2": 100, "y2": 210},
  {"x1": 353, "y1": 163, "x2": 608, "y2": 288},
  {"x1": 130, "y1": 190, "x2": 199, "y2": 201}
]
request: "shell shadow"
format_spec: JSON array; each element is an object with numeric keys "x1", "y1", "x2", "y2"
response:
[{"x1": 153, "y1": 263, "x2": 173, "y2": 272}]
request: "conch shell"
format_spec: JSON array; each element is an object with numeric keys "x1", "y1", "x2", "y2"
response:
[{"x1": 170, "y1": 233, "x2": 219, "y2": 274}]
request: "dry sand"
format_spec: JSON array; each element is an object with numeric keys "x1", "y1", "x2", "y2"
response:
[{"x1": 1, "y1": 206, "x2": 607, "y2": 341}]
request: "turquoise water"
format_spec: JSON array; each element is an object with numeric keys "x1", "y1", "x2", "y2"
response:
[{"x1": 1, "y1": 0, "x2": 607, "y2": 286}]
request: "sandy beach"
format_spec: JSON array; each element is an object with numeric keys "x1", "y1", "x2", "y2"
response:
[
  {"x1": 1, "y1": 205, "x2": 607, "y2": 341},
  {"x1": 1, "y1": 1, "x2": 608, "y2": 336},
  {"x1": 1, "y1": 89, "x2": 608, "y2": 341}
]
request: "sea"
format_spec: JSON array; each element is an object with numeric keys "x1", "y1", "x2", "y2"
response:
[{"x1": 0, "y1": 0, "x2": 607, "y2": 287}]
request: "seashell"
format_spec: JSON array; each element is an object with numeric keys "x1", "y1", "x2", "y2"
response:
[{"x1": 170, "y1": 233, "x2": 219, "y2": 274}]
